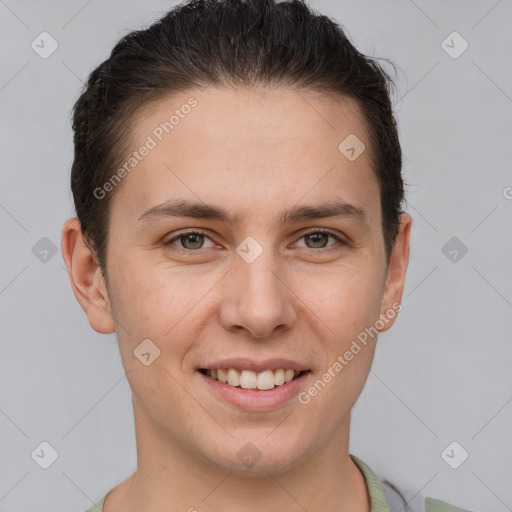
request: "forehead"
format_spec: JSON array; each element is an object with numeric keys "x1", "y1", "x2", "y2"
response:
[{"x1": 109, "y1": 86, "x2": 380, "y2": 229}]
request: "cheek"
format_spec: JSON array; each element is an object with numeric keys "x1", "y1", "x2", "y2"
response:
[
  {"x1": 294, "y1": 262, "x2": 384, "y2": 400},
  {"x1": 108, "y1": 257, "x2": 221, "y2": 353},
  {"x1": 297, "y1": 271, "x2": 382, "y2": 414},
  {"x1": 296, "y1": 261, "x2": 384, "y2": 339}
]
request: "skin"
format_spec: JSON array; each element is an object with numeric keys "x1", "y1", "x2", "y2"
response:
[{"x1": 62, "y1": 86, "x2": 411, "y2": 512}]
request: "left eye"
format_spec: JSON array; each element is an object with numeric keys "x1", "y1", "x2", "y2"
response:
[
  {"x1": 296, "y1": 230, "x2": 341, "y2": 249},
  {"x1": 163, "y1": 229, "x2": 342, "y2": 251}
]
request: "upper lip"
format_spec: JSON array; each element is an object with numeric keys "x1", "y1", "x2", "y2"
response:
[{"x1": 198, "y1": 358, "x2": 310, "y2": 373}]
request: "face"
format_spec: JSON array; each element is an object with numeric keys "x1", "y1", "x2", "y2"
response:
[{"x1": 63, "y1": 86, "x2": 411, "y2": 475}]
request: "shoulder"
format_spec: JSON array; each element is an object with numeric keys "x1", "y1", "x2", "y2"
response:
[
  {"x1": 425, "y1": 497, "x2": 476, "y2": 512},
  {"x1": 351, "y1": 453, "x2": 475, "y2": 512},
  {"x1": 382, "y1": 482, "x2": 475, "y2": 512},
  {"x1": 82, "y1": 490, "x2": 109, "y2": 512}
]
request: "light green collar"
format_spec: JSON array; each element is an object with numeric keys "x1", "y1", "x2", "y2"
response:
[
  {"x1": 350, "y1": 454, "x2": 474, "y2": 512},
  {"x1": 350, "y1": 453, "x2": 393, "y2": 511}
]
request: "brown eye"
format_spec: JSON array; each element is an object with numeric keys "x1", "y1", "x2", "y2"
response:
[
  {"x1": 163, "y1": 230, "x2": 216, "y2": 251},
  {"x1": 297, "y1": 230, "x2": 342, "y2": 250},
  {"x1": 304, "y1": 232, "x2": 330, "y2": 248},
  {"x1": 180, "y1": 233, "x2": 205, "y2": 250}
]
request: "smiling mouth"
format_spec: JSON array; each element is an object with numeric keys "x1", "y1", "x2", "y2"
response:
[{"x1": 199, "y1": 368, "x2": 309, "y2": 391}]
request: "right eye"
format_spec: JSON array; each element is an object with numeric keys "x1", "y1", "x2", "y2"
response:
[{"x1": 162, "y1": 230, "x2": 217, "y2": 251}]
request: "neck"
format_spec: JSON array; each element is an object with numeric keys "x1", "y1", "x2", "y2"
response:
[{"x1": 105, "y1": 400, "x2": 371, "y2": 512}]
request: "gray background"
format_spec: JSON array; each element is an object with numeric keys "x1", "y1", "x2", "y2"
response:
[{"x1": 1, "y1": 1, "x2": 511, "y2": 511}]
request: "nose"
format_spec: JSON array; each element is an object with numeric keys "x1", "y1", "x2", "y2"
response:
[{"x1": 218, "y1": 249, "x2": 297, "y2": 339}]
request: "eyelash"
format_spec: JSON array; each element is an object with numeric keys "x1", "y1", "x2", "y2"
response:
[{"x1": 162, "y1": 228, "x2": 345, "y2": 252}]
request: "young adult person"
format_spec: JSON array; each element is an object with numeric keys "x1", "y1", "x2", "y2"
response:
[{"x1": 61, "y1": 1, "x2": 474, "y2": 511}]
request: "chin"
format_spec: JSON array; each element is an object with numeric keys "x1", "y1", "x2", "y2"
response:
[{"x1": 199, "y1": 429, "x2": 310, "y2": 475}]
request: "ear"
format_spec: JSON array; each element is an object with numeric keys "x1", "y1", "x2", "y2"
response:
[
  {"x1": 378, "y1": 212, "x2": 412, "y2": 332},
  {"x1": 61, "y1": 218, "x2": 116, "y2": 334}
]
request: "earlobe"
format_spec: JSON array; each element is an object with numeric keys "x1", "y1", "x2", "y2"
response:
[
  {"x1": 61, "y1": 218, "x2": 116, "y2": 334},
  {"x1": 378, "y1": 212, "x2": 412, "y2": 333}
]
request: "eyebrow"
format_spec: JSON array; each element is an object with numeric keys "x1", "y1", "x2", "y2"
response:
[{"x1": 137, "y1": 198, "x2": 368, "y2": 227}]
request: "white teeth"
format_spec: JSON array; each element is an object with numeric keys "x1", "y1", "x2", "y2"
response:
[
  {"x1": 284, "y1": 369, "x2": 295, "y2": 383},
  {"x1": 256, "y1": 370, "x2": 275, "y2": 390},
  {"x1": 227, "y1": 368, "x2": 240, "y2": 387},
  {"x1": 204, "y1": 368, "x2": 304, "y2": 390},
  {"x1": 240, "y1": 370, "x2": 257, "y2": 389},
  {"x1": 274, "y1": 369, "x2": 285, "y2": 385}
]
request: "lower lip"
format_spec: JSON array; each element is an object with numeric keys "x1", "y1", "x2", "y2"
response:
[{"x1": 198, "y1": 371, "x2": 311, "y2": 411}]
